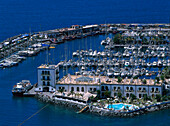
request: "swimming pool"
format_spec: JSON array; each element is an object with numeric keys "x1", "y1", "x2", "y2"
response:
[{"x1": 107, "y1": 103, "x2": 132, "y2": 110}]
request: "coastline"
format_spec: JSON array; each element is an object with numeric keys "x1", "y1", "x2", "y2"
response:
[{"x1": 35, "y1": 92, "x2": 170, "y2": 117}]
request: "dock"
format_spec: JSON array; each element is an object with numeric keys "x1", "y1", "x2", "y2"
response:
[{"x1": 23, "y1": 84, "x2": 37, "y2": 97}]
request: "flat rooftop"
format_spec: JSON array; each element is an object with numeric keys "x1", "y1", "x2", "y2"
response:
[
  {"x1": 38, "y1": 64, "x2": 59, "y2": 69},
  {"x1": 57, "y1": 75, "x2": 162, "y2": 86}
]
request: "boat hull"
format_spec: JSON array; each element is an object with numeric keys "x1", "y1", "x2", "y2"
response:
[{"x1": 12, "y1": 92, "x2": 24, "y2": 96}]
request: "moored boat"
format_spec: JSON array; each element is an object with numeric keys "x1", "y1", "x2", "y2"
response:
[{"x1": 12, "y1": 80, "x2": 32, "y2": 96}]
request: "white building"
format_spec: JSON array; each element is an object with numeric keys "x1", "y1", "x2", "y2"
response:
[
  {"x1": 56, "y1": 75, "x2": 163, "y2": 99},
  {"x1": 35, "y1": 64, "x2": 59, "y2": 92}
]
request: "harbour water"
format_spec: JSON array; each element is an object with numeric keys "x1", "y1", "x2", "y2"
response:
[{"x1": 0, "y1": 0, "x2": 170, "y2": 125}]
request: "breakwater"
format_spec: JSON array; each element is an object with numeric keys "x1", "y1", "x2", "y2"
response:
[{"x1": 1, "y1": 23, "x2": 170, "y2": 68}]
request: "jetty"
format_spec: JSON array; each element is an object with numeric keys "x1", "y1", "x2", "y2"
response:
[{"x1": 1, "y1": 23, "x2": 170, "y2": 68}]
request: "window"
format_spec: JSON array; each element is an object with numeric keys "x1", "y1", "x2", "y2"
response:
[
  {"x1": 139, "y1": 94, "x2": 142, "y2": 98},
  {"x1": 90, "y1": 88, "x2": 92, "y2": 91},
  {"x1": 130, "y1": 87, "x2": 133, "y2": 90},
  {"x1": 156, "y1": 88, "x2": 158, "y2": 91},
  {"x1": 45, "y1": 71, "x2": 47, "y2": 75},
  {"x1": 47, "y1": 81, "x2": 50, "y2": 86},
  {"x1": 139, "y1": 87, "x2": 141, "y2": 90},
  {"x1": 59, "y1": 87, "x2": 61, "y2": 89},
  {"x1": 48, "y1": 71, "x2": 50, "y2": 75},
  {"x1": 43, "y1": 81, "x2": 45, "y2": 86},
  {"x1": 42, "y1": 71, "x2": 44, "y2": 74},
  {"x1": 152, "y1": 88, "x2": 154, "y2": 92},
  {"x1": 105, "y1": 86, "x2": 108, "y2": 91},
  {"x1": 77, "y1": 87, "x2": 79, "y2": 92},
  {"x1": 93, "y1": 88, "x2": 96, "y2": 92},
  {"x1": 81, "y1": 87, "x2": 84, "y2": 92},
  {"x1": 126, "y1": 93, "x2": 129, "y2": 97},
  {"x1": 47, "y1": 76, "x2": 50, "y2": 80},
  {"x1": 118, "y1": 87, "x2": 120, "y2": 90},
  {"x1": 143, "y1": 88, "x2": 146, "y2": 91},
  {"x1": 42, "y1": 76, "x2": 45, "y2": 80},
  {"x1": 101, "y1": 86, "x2": 104, "y2": 91},
  {"x1": 114, "y1": 87, "x2": 116, "y2": 90},
  {"x1": 71, "y1": 87, "x2": 74, "y2": 91}
]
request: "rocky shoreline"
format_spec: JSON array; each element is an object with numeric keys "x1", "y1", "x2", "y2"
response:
[{"x1": 35, "y1": 93, "x2": 170, "y2": 117}]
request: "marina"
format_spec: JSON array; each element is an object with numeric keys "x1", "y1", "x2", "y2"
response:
[
  {"x1": 0, "y1": 23, "x2": 170, "y2": 68},
  {"x1": 7, "y1": 23, "x2": 169, "y2": 118},
  {"x1": 4, "y1": 24, "x2": 169, "y2": 115}
]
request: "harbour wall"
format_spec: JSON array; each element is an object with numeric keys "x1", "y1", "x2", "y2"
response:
[{"x1": 35, "y1": 93, "x2": 170, "y2": 117}]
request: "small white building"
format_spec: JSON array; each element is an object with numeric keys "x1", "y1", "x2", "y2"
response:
[{"x1": 35, "y1": 64, "x2": 59, "y2": 92}]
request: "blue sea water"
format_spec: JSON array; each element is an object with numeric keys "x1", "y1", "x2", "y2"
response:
[{"x1": 0, "y1": 0, "x2": 170, "y2": 126}]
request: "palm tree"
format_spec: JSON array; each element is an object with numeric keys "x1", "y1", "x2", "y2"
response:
[
  {"x1": 80, "y1": 93, "x2": 84, "y2": 99},
  {"x1": 70, "y1": 90, "x2": 74, "y2": 98},
  {"x1": 77, "y1": 93, "x2": 80, "y2": 99},
  {"x1": 58, "y1": 88, "x2": 64, "y2": 96}
]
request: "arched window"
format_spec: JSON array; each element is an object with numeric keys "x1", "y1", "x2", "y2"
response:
[
  {"x1": 152, "y1": 88, "x2": 154, "y2": 92},
  {"x1": 47, "y1": 81, "x2": 50, "y2": 86},
  {"x1": 77, "y1": 87, "x2": 79, "y2": 92},
  {"x1": 139, "y1": 94, "x2": 142, "y2": 98},
  {"x1": 93, "y1": 88, "x2": 96, "y2": 92},
  {"x1": 130, "y1": 87, "x2": 133, "y2": 91},
  {"x1": 45, "y1": 71, "x2": 47, "y2": 75},
  {"x1": 43, "y1": 81, "x2": 45, "y2": 86},
  {"x1": 105, "y1": 86, "x2": 109, "y2": 91},
  {"x1": 71, "y1": 87, "x2": 74, "y2": 91},
  {"x1": 126, "y1": 93, "x2": 129, "y2": 97},
  {"x1": 101, "y1": 86, "x2": 104, "y2": 91},
  {"x1": 48, "y1": 71, "x2": 50, "y2": 75},
  {"x1": 42, "y1": 71, "x2": 44, "y2": 74},
  {"x1": 81, "y1": 87, "x2": 84, "y2": 92}
]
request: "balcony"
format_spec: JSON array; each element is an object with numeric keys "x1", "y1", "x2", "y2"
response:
[
  {"x1": 41, "y1": 73, "x2": 50, "y2": 76},
  {"x1": 41, "y1": 78, "x2": 51, "y2": 81},
  {"x1": 126, "y1": 89, "x2": 134, "y2": 92}
]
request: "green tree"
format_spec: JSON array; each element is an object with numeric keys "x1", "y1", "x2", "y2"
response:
[
  {"x1": 143, "y1": 94, "x2": 148, "y2": 101},
  {"x1": 104, "y1": 91, "x2": 111, "y2": 98},
  {"x1": 97, "y1": 90, "x2": 101, "y2": 98},
  {"x1": 70, "y1": 90, "x2": 74, "y2": 98},
  {"x1": 117, "y1": 76, "x2": 122, "y2": 83},
  {"x1": 113, "y1": 34, "x2": 122, "y2": 44},
  {"x1": 130, "y1": 94, "x2": 136, "y2": 102},
  {"x1": 58, "y1": 88, "x2": 64, "y2": 95},
  {"x1": 155, "y1": 94, "x2": 161, "y2": 102},
  {"x1": 143, "y1": 79, "x2": 147, "y2": 84},
  {"x1": 117, "y1": 92, "x2": 122, "y2": 99},
  {"x1": 160, "y1": 75, "x2": 165, "y2": 81}
]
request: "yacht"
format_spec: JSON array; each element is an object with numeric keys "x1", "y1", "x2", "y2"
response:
[{"x1": 12, "y1": 80, "x2": 32, "y2": 96}]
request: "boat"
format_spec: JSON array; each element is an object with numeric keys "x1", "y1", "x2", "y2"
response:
[{"x1": 12, "y1": 80, "x2": 32, "y2": 96}]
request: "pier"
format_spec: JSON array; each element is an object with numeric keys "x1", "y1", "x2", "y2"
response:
[{"x1": 0, "y1": 23, "x2": 170, "y2": 68}]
